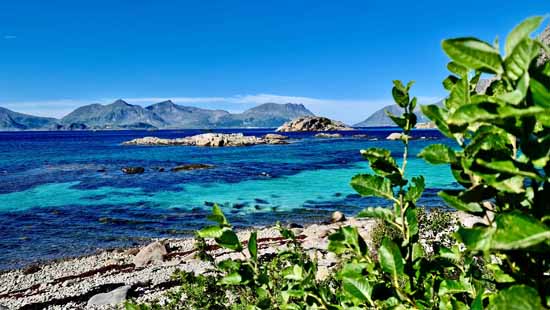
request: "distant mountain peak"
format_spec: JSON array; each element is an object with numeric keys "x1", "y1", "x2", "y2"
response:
[{"x1": 110, "y1": 99, "x2": 131, "y2": 107}]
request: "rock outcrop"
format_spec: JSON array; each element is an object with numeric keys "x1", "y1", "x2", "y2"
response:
[
  {"x1": 276, "y1": 116, "x2": 353, "y2": 132},
  {"x1": 386, "y1": 132, "x2": 404, "y2": 140},
  {"x1": 123, "y1": 133, "x2": 288, "y2": 147}
]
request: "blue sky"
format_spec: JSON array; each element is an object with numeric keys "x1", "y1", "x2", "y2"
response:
[{"x1": 0, "y1": 1, "x2": 548, "y2": 123}]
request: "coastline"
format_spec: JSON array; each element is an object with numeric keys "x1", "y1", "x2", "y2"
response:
[
  {"x1": 0, "y1": 217, "x2": 378, "y2": 309},
  {"x1": 0, "y1": 211, "x2": 482, "y2": 309}
]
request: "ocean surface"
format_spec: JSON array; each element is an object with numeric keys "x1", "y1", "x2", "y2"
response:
[{"x1": 0, "y1": 128, "x2": 456, "y2": 270}]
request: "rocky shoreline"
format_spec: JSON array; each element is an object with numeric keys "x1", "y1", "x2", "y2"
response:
[
  {"x1": 0, "y1": 211, "x2": 483, "y2": 309},
  {"x1": 0, "y1": 216, "x2": 378, "y2": 310}
]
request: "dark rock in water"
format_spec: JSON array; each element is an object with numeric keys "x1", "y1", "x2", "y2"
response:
[
  {"x1": 172, "y1": 163, "x2": 214, "y2": 172},
  {"x1": 87, "y1": 285, "x2": 131, "y2": 306},
  {"x1": 346, "y1": 194, "x2": 361, "y2": 199},
  {"x1": 97, "y1": 168, "x2": 107, "y2": 173},
  {"x1": 204, "y1": 201, "x2": 216, "y2": 207},
  {"x1": 231, "y1": 209, "x2": 239, "y2": 214},
  {"x1": 22, "y1": 264, "x2": 41, "y2": 275},
  {"x1": 288, "y1": 223, "x2": 304, "y2": 229},
  {"x1": 233, "y1": 203, "x2": 246, "y2": 209},
  {"x1": 254, "y1": 205, "x2": 262, "y2": 210},
  {"x1": 314, "y1": 133, "x2": 342, "y2": 138},
  {"x1": 121, "y1": 167, "x2": 145, "y2": 174},
  {"x1": 333, "y1": 192, "x2": 342, "y2": 197},
  {"x1": 254, "y1": 198, "x2": 269, "y2": 204}
]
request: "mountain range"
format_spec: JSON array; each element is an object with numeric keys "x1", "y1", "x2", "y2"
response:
[
  {"x1": 0, "y1": 100, "x2": 315, "y2": 131},
  {"x1": 353, "y1": 102, "x2": 442, "y2": 127}
]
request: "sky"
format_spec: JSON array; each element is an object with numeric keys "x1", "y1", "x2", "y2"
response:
[{"x1": 0, "y1": 1, "x2": 549, "y2": 124}]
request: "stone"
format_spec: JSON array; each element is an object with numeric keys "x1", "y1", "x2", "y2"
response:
[
  {"x1": 276, "y1": 116, "x2": 353, "y2": 132},
  {"x1": 263, "y1": 133, "x2": 288, "y2": 140},
  {"x1": 386, "y1": 132, "x2": 403, "y2": 140},
  {"x1": 352, "y1": 134, "x2": 368, "y2": 138},
  {"x1": 121, "y1": 167, "x2": 145, "y2": 174},
  {"x1": 314, "y1": 133, "x2": 342, "y2": 138},
  {"x1": 330, "y1": 211, "x2": 346, "y2": 223},
  {"x1": 171, "y1": 163, "x2": 214, "y2": 172},
  {"x1": 87, "y1": 285, "x2": 131, "y2": 306},
  {"x1": 133, "y1": 241, "x2": 167, "y2": 267},
  {"x1": 22, "y1": 264, "x2": 41, "y2": 275}
]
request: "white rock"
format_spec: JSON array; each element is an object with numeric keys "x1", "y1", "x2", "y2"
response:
[
  {"x1": 133, "y1": 241, "x2": 167, "y2": 267},
  {"x1": 87, "y1": 285, "x2": 131, "y2": 306}
]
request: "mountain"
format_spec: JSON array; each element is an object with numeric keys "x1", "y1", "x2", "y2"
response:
[
  {"x1": 145, "y1": 100, "x2": 230, "y2": 128},
  {"x1": 354, "y1": 103, "x2": 435, "y2": 127},
  {"x1": 216, "y1": 103, "x2": 315, "y2": 128},
  {"x1": 0, "y1": 100, "x2": 316, "y2": 131},
  {"x1": 61, "y1": 99, "x2": 167, "y2": 129},
  {"x1": 0, "y1": 107, "x2": 58, "y2": 131}
]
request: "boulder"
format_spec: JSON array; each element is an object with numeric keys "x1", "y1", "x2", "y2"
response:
[
  {"x1": 330, "y1": 211, "x2": 346, "y2": 223},
  {"x1": 133, "y1": 241, "x2": 167, "y2": 267},
  {"x1": 386, "y1": 133, "x2": 403, "y2": 140},
  {"x1": 352, "y1": 134, "x2": 368, "y2": 139},
  {"x1": 87, "y1": 285, "x2": 131, "y2": 306},
  {"x1": 171, "y1": 164, "x2": 214, "y2": 172},
  {"x1": 263, "y1": 133, "x2": 288, "y2": 140},
  {"x1": 121, "y1": 167, "x2": 145, "y2": 174},
  {"x1": 276, "y1": 116, "x2": 353, "y2": 132},
  {"x1": 314, "y1": 133, "x2": 342, "y2": 138}
]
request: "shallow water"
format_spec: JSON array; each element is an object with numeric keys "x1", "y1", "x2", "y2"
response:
[{"x1": 0, "y1": 128, "x2": 456, "y2": 269}]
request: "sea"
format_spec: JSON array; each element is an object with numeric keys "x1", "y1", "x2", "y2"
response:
[{"x1": 0, "y1": 128, "x2": 457, "y2": 270}]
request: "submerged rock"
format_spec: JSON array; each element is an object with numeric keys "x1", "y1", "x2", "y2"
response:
[
  {"x1": 133, "y1": 241, "x2": 167, "y2": 267},
  {"x1": 123, "y1": 133, "x2": 287, "y2": 147},
  {"x1": 276, "y1": 116, "x2": 353, "y2": 132},
  {"x1": 87, "y1": 285, "x2": 131, "y2": 306},
  {"x1": 121, "y1": 167, "x2": 145, "y2": 174},
  {"x1": 171, "y1": 164, "x2": 214, "y2": 172},
  {"x1": 314, "y1": 133, "x2": 342, "y2": 138}
]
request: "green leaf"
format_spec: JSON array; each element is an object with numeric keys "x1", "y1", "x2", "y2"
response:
[
  {"x1": 419, "y1": 144, "x2": 456, "y2": 164},
  {"x1": 505, "y1": 16, "x2": 544, "y2": 57},
  {"x1": 530, "y1": 78, "x2": 550, "y2": 108},
  {"x1": 357, "y1": 207, "x2": 395, "y2": 222},
  {"x1": 438, "y1": 191, "x2": 483, "y2": 213},
  {"x1": 215, "y1": 229, "x2": 243, "y2": 251},
  {"x1": 197, "y1": 225, "x2": 223, "y2": 238},
  {"x1": 351, "y1": 174, "x2": 395, "y2": 201},
  {"x1": 405, "y1": 176, "x2": 425, "y2": 203},
  {"x1": 385, "y1": 110, "x2": 408, "y2": 129},
  {"x1": 360, "y1": 148, "x2": 401, "y2": 183},
  {"x1": 328, "y1": 226, "x2": 368, "y2": 256},
  {"x1": 447, "y1": 61, "x2": 468, "y2": 77},
  {"x1": 207, "y1": 204, "x2": 229, "y2": 226},
  {"x1": 491, "y1": 212, "x2": 550, "y2": 250},
  {"x1": 378, "y1": 238, "x2": 405, "y2": 285},
  {"x1": 497, "y1": 73, "x2": 529, "y2": 104},
  {"x1": 420, "y1": 104, "x2": 452, "y2": 137},
  {"x1": 438, "y1": 278, "x2": 473, "y2": 296},
  {"x1": 488, "y1": 285, "x2": 543, "y2": 310},
  {"x1": 405, "y1": 207, "x2": 418, "y2": 239},
  {"x1": 219, "y1": 271, "x2": 242, "y2": 285},
  {"x1": 342, "y1": 277, "x2": 373, "y2": 305},
  {"x1": 476, "y1": 158, "x2": 544, "y2": 180},
  {"x1": 448, "y1": 102, "x2": 545, "y2": 126},
  {"x1": 504, "y1": 39, "x2": 540, "y2": 81},
  {"x1": 442, "y1": 38, "x2": 503, "y2": 74},
  {"x1": 248, "y1": 231, "x2": 257, "y2": 261},
  {"x1": 392, "y1": 81, "x2": 409, "y2": 108}
]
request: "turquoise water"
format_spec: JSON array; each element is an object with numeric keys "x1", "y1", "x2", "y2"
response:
[{"x1": 0, "y1": 128, "x2": 455, "y2": 269}]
